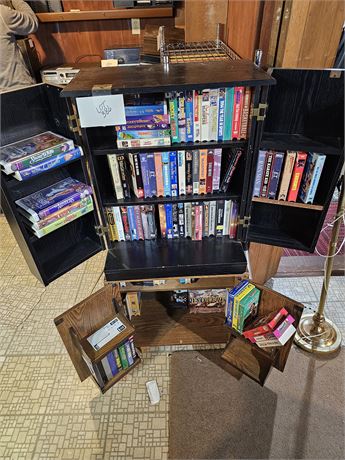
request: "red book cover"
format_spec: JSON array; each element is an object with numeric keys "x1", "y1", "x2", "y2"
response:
[
  {"x1": 287, "y1": 151, "x2": 308, "y2": 202},
  {"x1": 206, "y1": 149, "x2": 214, "y2": 194},
  {"x1": 243, "y1": 307, "x2": 289, "y2": 339},
  {"x1": 134, "y1": 205, "x2": 144, "y2": 240},
  {"x1": 120, "y1": 206, "x2": 131, "y2": 241},
  {"x1": 231, "y1": 87, "x2": 244, "y2": 140}
]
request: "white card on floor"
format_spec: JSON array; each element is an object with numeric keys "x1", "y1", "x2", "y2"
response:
[
  {"x1": 87, "y1": 317, "x2": 126, "y2": 350},
  {"x1": 76, "y1": 94, "x2": 126, "y2": 127}
]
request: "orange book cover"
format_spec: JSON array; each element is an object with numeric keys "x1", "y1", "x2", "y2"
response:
[
  {"x1": 198, "y1": 149, "x2": 208, "y2": 194},
  {"x1": 287, "y1": 151, "x2": 308, "y2": 202},
  {"x1": 154, "y1": 153, "x2": 164, "y2": 197}
]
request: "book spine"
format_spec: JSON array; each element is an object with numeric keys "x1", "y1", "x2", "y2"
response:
[
  {"x1": 153, "y1": 153, "x2": 164, "y2": 197},
  {"x1": 169, "y1": 93, "x2": 179, "y2": 143},
  {"x1": 208, "y1": 88, "x2": 219, "y2": 141},
  {"x1": 229, "y1": 201, "x2": 239, "y2": 239},
  {"x1": 192, "y1": 150, "x2": 200, "y2": 194},
  {"x1": 162, "y1": 151, "x2": 171, "y2": 196},
  {"x1": 140, "y1": 153, "x2": 151, "y2": 198},
  {"x1": 113, "y1": 206, "x2": 126, "y2": 241},
  {"x1": 287, "y1": 152, "x2": 308, "y2": 202},
  {"x1": 124, "y1": 341, "x2": 134, "y2": 366},
  {"x1": 116, "y1": 122, "x2": 169, "y2": 131},
  {"x1": 298, "y1": 153, "x2": 313, "y2": 203},
  {"x1": 223, "y1": 87, "x2": 234, "y2": 141},
  {"x1": 117, "y1": 129, "x2": 170, "y2": 140},
  {"x1": 185, "y1": 151, "x2": 193, "y2": 194},
  {"x1": 260, "y1": 151, "x2": 274, "y2": 198},
  {"x1": 239, "y1": 87, "x2": 251, "y2": 139},
  {"x1": 233, "y1": 284, "x2": 254, "y2": 331},
  {"x1": 212, "y1": 149, "x2": 222, "y2": 192},
  {"x1": 185, "y1": 91, "x2": 194, "y2": 142},
  {"x1": 147, "y1": 205, "x2": 157, "y2": 239},
  {"x1": 184, "y1": 202, "x2": 192, "y2": 238},
  {"x1": 253, "y1": 150, "x2": 267, "y2": 197},
  {"x1": 38, "y1": 189, "x2": 92, "y2": 220},
  {"x1": 123, "y1": 114, "x2": 170, "y2": 125},
  {"x1": 194, "y1": 203, "x2": 203, "y2": 240},
  {"x1": 178, "y1": 202, "x2": 185, "y2": 237},
  {"x1": 304, "y1": 154, "x2": 326, "y2": 204},
  {"x1": 105, "y1": 207, "x2": 118, "y2": 241},
  {"x1": 231, "y1": 86, "x2": 244, "y2": 140},
  {"x1": 165, "y1": 204, "x2": 173, "y2": 239},
  {"x1": 201, "y1": 89, "x2": 210, "y2": 141},
  {"x1": 206, "y1": 150, "x2": 214, "y2": 194},
  {"x1": 158, "y1": 204, "x2": 167, "y2": 238},
  {"x1": 203, "y1": 202, "x2": 209, "y2": 237},
  {"x1": 125, "y1": 104, "x2": 166, "y2": 117},
  {"x1": 178, "y1": 151, "x2": 186, "y2": 195},
  {"x1": 177, "y1": 92, "x2": 186, "y2": 143},
  {"x1": 140, "y1": 205, "x2": 150, "y2": 239},
  {"x1": 128, "y1": 153, "x2": 139, "y2": 198},
  {"x1": 193, "y1": 90, "x2": 201, "y2": 142},
  {"x1": 101, "y1": 357, "x2": 114, "y2": 380},
  {"x1": 147, "y1": 153, "x2": 157, "y2": 196},
  {"x1": 216, "y1": 200, "x2": 225, "y2": 237},
  {"x1": 107, "y1": 352, "x2": 119, "y2": 376},
  {"x1": 134, "y1": 205, "x2": 144, "y2": 240},
  {"x1": 170, "y1": 151, "x2": 178, "y2": 197},
  {"x1": 223, "y1": 200, "x2": 232, "y2": 236},
  {"x1": 129, "y1": 336, "x2": 137, "y2": 358},
  {"x1": 267, "y1": 152, "x2": 285, "y2": 199},
  {"x1": 172, "y1": 203, "x2": 179, "y2": 238},
  {"x1": 118, "y1": 344, "x2": 129, "y2": 368},
  {"x1": 113, "y1": 349, "x2": 122, "y2": 370},
  {"x1": 117, "y1": 138, "x2": 171, "y2": 148},
  {"x1": 191, "y1": 202, "x2": 196, "y2": 240},
  {"x1": 278, "y1": 151, "x2": 297, "y2": 200},
  {"x1": 208, "y1": 201, "x2": 217, "y2": 236},
  {"x1": 217, "y1": 88, "x2": 226, "y2": 141},
  {"x1": 107, "y1": 154, "x2": 124, "y2": 200},
  {"x1": 198, "y1": 149, "x2": 208, "y2": 194},
  {"x1": 225, "y1": 279, "x2": 249, "y2": 324},
  {"x1": 127, "y1": 206, "x2": 138, "y2": 240},
  {"x1": 120, "y1": 206, "x2": 131, "y2": 241},
  {"x1": 220, "y1": 148, "x2": 243, "y2": 192},
  {"x1": 117, "y1": 155, "x2": 131, "y2": 199},
  {"x1": 133, "y1": 153, "x2": 144, "y2": 198}
]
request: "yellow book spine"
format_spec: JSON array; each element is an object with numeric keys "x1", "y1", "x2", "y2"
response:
[{"x1": 233, "y1": 283, "x2": 255, "y2": 331}]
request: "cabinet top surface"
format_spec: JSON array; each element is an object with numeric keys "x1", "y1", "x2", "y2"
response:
[{"x1": 61, "y1": 60, "x2": 275, "y2": 97}]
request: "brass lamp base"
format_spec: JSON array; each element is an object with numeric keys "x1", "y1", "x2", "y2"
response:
[{"x1": 294, "y1": 313, "x2": 342, "y2": 354}]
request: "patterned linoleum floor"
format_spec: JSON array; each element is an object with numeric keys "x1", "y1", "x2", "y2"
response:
[{"x1": 0, "y1": 214, "x2": 344, "y2": 459}]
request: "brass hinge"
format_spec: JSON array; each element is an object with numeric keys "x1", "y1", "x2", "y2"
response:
[
  {"x1": 252, "y1": 103, "x2": 268, "y2": 121},
  {"x1": 67, "y1": 114, "x2": 81, "y2": 136},
  {"x1": 238, "y1": 216, "x2": 251, "y2": 228},
  {"x1": 95, "y1": 225, "x2": 109, "y2": 236}
]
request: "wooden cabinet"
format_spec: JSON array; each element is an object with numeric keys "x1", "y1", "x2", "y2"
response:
[{"x1": 1, "y1": 61, "x2": 343, "y2": 389}]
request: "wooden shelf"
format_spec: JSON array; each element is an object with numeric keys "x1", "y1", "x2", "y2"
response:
[
  {"x1": 101, "y1": 357, "x2": 141, "y2": 393},
  {"x1": 37, "y1": 7, "x2": 173, "y2": 23},
  {"x1": 252, "y1": 197, "x2": 324, "y2": 211}
]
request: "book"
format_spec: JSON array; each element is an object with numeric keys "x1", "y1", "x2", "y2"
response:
[
  {"x1": 198, "y1": 149, "x2": 208, "y2": 194},
  {"x1": 220, "y1": 148, "x2": 243, "y2": 192},
  {"x1": 124, "y1": 341, "x2": 134, "y2": 366},
  {"x1": 177, "y1": 151, "x2": 186, "y2": 195},
  {"x1": 223, "y1": 87, "x2": 234, "y2": 141},
  {"x1": 169, "y1": 94, "x2": 179, "y2": 143},
  {"x1": 212, "y1": 149, "x2": 222, "y2": 192},
  {"x1": 225, "y1": 279, "x2": 249, "y2": 325},
  {"x1": 192, "y1": 150, "x2": 200, "y2": 194},
  {"x1": 299, "y1": 152, "x2": 326, "y2": 204},
  {"x1": 237, "y1": 287, "x2": 260, "y2": 333},
  {"x1": 108, "y1": 154, "x2": 124, "y2": 200},
  {"x1": 201, "y1": 89, "x2": 210, "y2": 141},
  {"x1": 113, "y1": 206, "x2": 125, "y2": 241},
  {"x1": 140, "y1": 153, "x2": 151, "y2": 198},
  {"x1": 117, "y1": 129, "x2": 170, "y2": 140},
  {"x1": 154, "y1": 153, "x2": 164, "y2": 197},
  {"x1": 287, "y1": 151, "x2": 308, "y2": 202},
  {"x1": 193, "y1": 90, "x2": 201, "y2": 142},
  {"x1": 128, "y1": 153, "x2": 144, "y2": 199},
  {"x1": 239, "y1": 87, "x2": 251, "y2": 139},
  {"x1": 232, "y1": 283, "x2": 255, "y2": 331},
  {"x1": 231, "y1": 87, "x2": 244, "y2": 139},
  {"x1": 113, "y1": 349, "x2": 122, "y2": 370},
  {"x1": 13, "y1": 146, "x2": 83, "y2": 181},
  {"x1": 267, "y1": 151, "x2": 285, "y2": 199},
  {"x1": 170, "y1": 151, "x2": 178, "y2": 197},
  {"x1": 189, "y1": 289, "x2": 227, "y2": 314},
  {"x1": 31, "y1": 200, "x2": 94, "y2": 238},
  {"x1": 158, "y1": 204, "x2": 167, "y2": 238},
  {"x1": 118, "y1": 344, "x2": 129, "y2": 369},
  {"x1": 252, "y1": 150, "x2": 267, "y2": 197},
  {"x1": 208, "y1": 88, "x2": 219, "y2": 141},
  {"x1": 260, "y1": 151, "x2": 274, "y2": 197},
  {"x1": 217, "y1": 88, "x2": 226, "y2": 141},
  {"x1": 185, "y1": 90, "x2": 194, "y2": 142},
  {"x1": 165, "y1": 204, "x2": 173, "y2": 239},
  {"x1": 120, "y1": 206, "x2": 131, "y2": 241},
  {"x1": 184, "y1": 202, "x2": 192, "y2": 238},
  {"x1": 243, "y1": 307, "x2": 289, "y2": 339},
  {"x1": 0, "y1": 131, "x2": 74, "y2": 174},
  {"x1": 206, "y1": 150, "x2": 214, "y2": 194},
  {"x1": 147, "y1": 153, "x2": 157, "y2": 196},
  {"x1": 277, "y1": 151, "x2": 297, "y2": 200},
  {"x1": 177, "y1": 92, "x2": 186, "y2": 143},
  {"x1": 15, "y1": 177, "x2": 92, "y2": 222},
  {"x1": 106, "y1": 351, "x2": 119, "y2": 376},
  {"x1": 185, "y1": 151, "x2": 193, "y2": 194},
  {"x1": 117, "y1": 138, "x2": 171, "y2": 149},
  {"x1": 117, "y1": 155, "x2": 131, "y2": 199},
  {"x1": 162, "y1": 151, "x2": 171, "y2": 196}
]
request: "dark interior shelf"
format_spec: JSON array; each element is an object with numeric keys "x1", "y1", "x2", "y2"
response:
[
  {"x1": 261, "y1": 133, "x2": 343, "y2": 155},
  {"x1": 252, "y1": 197, "x2": 324, "y2": 211},
  {"x1": 104, "y1": 238, "x2": 247, "y2": 281},
  {"x1": 248, "y1": 224, "x2": 311, "y2": 252}
]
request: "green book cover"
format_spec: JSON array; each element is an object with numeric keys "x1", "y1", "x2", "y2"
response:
[
  {"x1": 223, "y1": 88, "x2": 234, "y2": 141},
  {"x1": 238, "y1": 287, "x2": 261, "y2": 333},
  {"x1": 118, "y1": 344, "x2": 129, "y2": 369}
]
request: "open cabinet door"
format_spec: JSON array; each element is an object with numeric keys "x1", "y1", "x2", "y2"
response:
[
  {"x1": 247, "y1": 69, "x2": 344, "y2": 252},
  {"x1": 0, "y1": 84, "x2": 105, "y2": 285}
]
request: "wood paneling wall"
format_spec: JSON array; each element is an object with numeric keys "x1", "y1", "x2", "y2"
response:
[{"x1": 184, "y1": 0, "x2": 228, "y2": 42}]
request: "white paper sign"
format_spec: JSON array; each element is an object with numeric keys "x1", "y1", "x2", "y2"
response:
[
  {"x1": 76, "y1": 94, "x2": 126, "y2": 128},
  {"x1": 87, "y1": 317, "x2": 126, "y2": 351}
]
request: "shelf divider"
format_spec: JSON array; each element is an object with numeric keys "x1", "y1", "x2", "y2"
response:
[{"x1": 252, "y1": 197, "x2": 323, "y2": 211}]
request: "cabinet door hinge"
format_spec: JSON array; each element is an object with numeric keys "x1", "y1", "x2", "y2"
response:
[
  {"x1": 252, "y1": 103, "x2": 268, "y2": 121},
  {"x1": 238, "y1": 216, "x2": 251, "y2": 228},
  {"x1": 94, "y1": 225, "x2": 109, "y2": 236},
  {"x1": 67, "y1": 114, "x2": 81, "y2": 136}
]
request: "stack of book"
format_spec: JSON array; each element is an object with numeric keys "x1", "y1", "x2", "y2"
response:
[
  {"x1": 167, "y1": 87, "x2": 252, "y2": 143},
  {"x1": 16, "y1": 177, "x2": 94, "y2": 238},
  {"x1": 243, "y1": 308, "x2": 296, "y2": 349},
  {"x1": 85, "y1": 336, "x2": 137, "y2": 389},
  {"x1": 108, "y1": 148, "x2": 243, "y2": 199},
  {"x1": 253, "y1": 150, "x2": 326, "y2": 204},
  {"x1": 105, "y1": 205, "x2": 157, "y2": 242},
  {"x1": 225, "y1": 280, "x2": 261, "y2": 333},
  {"x1": 0, "y1": 131, "x2": 82, "y2": 181},
  {"x1": 115, "y1": 99, "x2": 171, "y2": 148}
]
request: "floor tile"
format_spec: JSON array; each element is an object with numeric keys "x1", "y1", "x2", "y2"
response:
[
  {"x1": 84, "y1": 250, "x2": 107, "y2": 274},
  {"x1": 0, "y1": 325, "x2": 16, "y2": 355},
  {"x1": 74, "y1": 272, "x2": 106, "y2": 304},
  {"x1": 272, "y1": 277, "x2": 318, "y2": 303},
  {"x1": 0, "y1": 415, "x2": 44, "y2": 459},
  {"x1": 308, "y1": 276, "x2": 345, "y2": 302}
]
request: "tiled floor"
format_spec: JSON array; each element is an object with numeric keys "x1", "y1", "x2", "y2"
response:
[{"x1": 0, "y1": 214, "x2": 344, "y2": 459}]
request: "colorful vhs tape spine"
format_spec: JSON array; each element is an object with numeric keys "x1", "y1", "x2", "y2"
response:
[
  {"x1": 162, "y1": 151, "x2": 171, "y2": 196},
  {"x1": 154, "y1": 153, "x2": 164, "y2": 197},
  {"x1": 223, "y1": 88, "x2": 234, "y2": 141},
  {"x1": 193, "y1": 90, "x2": 201, "y2": 142},
  {"x1": 260, "y1": 151, "x2": 274, "y2": 197},
  {"x1": 147, "y1": 153, "x2": 157, "y2": 196},
  {"x1": 178, "y1": 151, "x2": 186, "y2": 195},
  {"x1": 208, "y1": 88, "x2": 219, "y2": 142},
  {"x1": 165, "y1": 204, "x2": 173, "y2": 239},
  {"x1": 267, "y1": 151, "x2": 285, "y2": 199},
  {"x1": 170, "y1": 151, "x2": 178, "y2": 197},
  {"x1": 185, "y1": 151, "x2": 193, "y2": 194},
  {"x1": 169, "y1": 94, "x2": 179, "y2": 143},
  {"x1": 206, "y1": 149, "x2": 214, "y2": 194},
  {"x1": 198, "y1": 149, "x2": 208, "y2": 194},
  {"x1": 140, "y1": 153, "x2": 151, "y2": 198},
  {"x1": 192, "y1": 150, "x2": 200, "y2": 194},
  {"x1": 212, "y1": 149, "x2": 222, "y2": 192},
  {"x1": 217, "y1": 88, "x2": 226, "y2": 141},
  {"x1": 185, "y1": 91, "x2": 194, "y2": 142},
  {"x1": 278, "y1": 151, "x2": 296, "y2": 200},
  {"x1": 287, "y1": 151, "x2": 308, "y2": 202}
]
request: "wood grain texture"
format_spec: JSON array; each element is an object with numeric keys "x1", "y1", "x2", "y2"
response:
[
  {"x1": 184, "y1": 0, "x2": 228, "y2": 42},
  {"x1": 258, "y1": 0, "x2": 284, "y2": 68},
  {"x1": 252, "y1": 197, "x2": 323, "y2": 211},
  {"x1": 249, "y1": 242, "x2": 283, "y2": 285},
  {"x1": 54, "y1": 284, "x2": 118, "y2": 381},
  {"x1": 62, "y1": 0, "x2": 114, "y2": 11}
]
